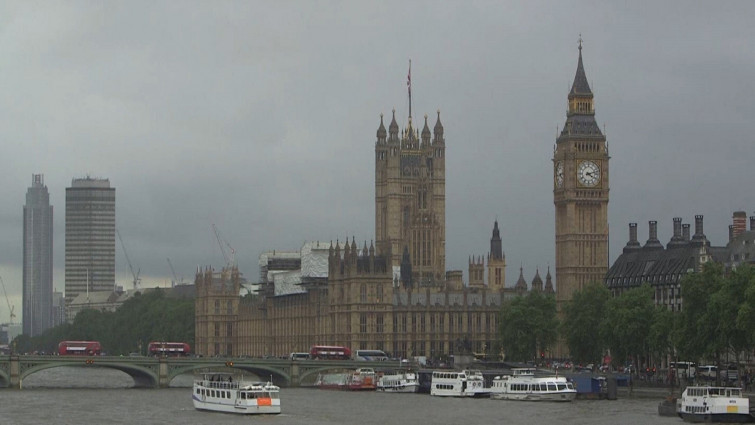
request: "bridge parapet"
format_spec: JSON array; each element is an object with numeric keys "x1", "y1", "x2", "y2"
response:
[{"x1": 0, "y1": 356, "x2": 401, "y2": 389}]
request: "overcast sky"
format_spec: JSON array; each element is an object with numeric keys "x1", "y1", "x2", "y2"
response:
[{"x1": 1, "y1": 1, "x2": 754, "y2": 323}]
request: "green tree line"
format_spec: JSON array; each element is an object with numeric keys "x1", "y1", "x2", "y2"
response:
[
  {"x1": 12, "y1": 289, "x2": 194, "y2": 355},
  {"x1": 498, "y1": 263, "x2": 755, "y2": 371}
]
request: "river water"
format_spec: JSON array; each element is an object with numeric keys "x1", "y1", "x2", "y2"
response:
[{"x1": 2, "y1": 367, "x2": 681, "y2": 425}]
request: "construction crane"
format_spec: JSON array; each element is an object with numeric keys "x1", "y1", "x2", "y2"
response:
[
  {"x1": 166, "y1": 258, "x2": 183, "y2": 287},
  {"x1": 0, "y1": 275, "x2": 16, "y2": 324},
  {"x1": 116, "y1": 228, "x2": 141, "y2": 290},
  {"x1": 212, "y1": 223, "x2": 236, "y2": 268}
]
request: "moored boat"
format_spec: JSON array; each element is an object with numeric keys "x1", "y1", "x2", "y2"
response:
[
  {"x1": 489, "y1": 368, "x2": 576, "y2": 402},
  {"x1": 314, "y1": 372, "x2": 349, "y2": 390},
  {"x1": 377, "y1": 370, "x2": 420, "y2": 393},
  {"x1": 430, "y1": 369, "x2": 489, "y2": 397},
  {"x1": 345, "y1": 368, "x2": 377, "y2": 390},
  {"x1": 192, "y1": 372, "x2": 281, "y2": 415},
  {"x1": 678, "y1": 385, "x2": 752, "y2": 423}
]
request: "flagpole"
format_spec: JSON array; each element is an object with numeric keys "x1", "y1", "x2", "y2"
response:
[{"x1": 407, "y1": 59, "x2": 412, "y2": 120}]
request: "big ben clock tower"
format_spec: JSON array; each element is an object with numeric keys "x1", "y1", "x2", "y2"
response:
[{"x1": 553, "y1": 39, "x2": 609, "y2": 312}]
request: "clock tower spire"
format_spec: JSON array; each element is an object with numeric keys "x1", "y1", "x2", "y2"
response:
[{"x1": 553, "y1": 39, "x2": 610, "y2": 323}]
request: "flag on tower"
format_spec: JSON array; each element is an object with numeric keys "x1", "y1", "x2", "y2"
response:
[{"x1": 407, "y1": 60, "x2": 411, "y2": 93}]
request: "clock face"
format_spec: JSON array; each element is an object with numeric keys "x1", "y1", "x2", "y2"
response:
[
  {"x1": 577, "y1": 160, "x2": 600, "y2": 187},
  {"x1": 555, "y1": 161, "x2": 564, "y2": 188}
]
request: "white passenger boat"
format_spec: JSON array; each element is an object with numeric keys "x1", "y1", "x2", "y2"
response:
[
  {"x1": 192, "y1": 373, "x2": 281, "y2": 415},
  {"x1": 377, "y1": 370, "x2": 419, "y2": 393},
  {"x1": 678, "y1": 385, "x2": 753, "y2": 423},
  {"x1": 489, "y1": 368, "x2": 576, "y2": 402},
  {"x1": 430, "y1": 369, "x2": 489, "y2": 397}
]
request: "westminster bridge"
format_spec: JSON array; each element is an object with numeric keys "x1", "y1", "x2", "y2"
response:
[{"x1": 0, "y1": 355, "x2": 400, "y2": 389}]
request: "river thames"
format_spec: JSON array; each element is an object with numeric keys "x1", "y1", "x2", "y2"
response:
[{"x1": 2, "y1": 367, "x2": 682, "y2": 425}]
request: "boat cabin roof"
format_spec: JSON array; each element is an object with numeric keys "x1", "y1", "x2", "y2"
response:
[{"x1": 511, "y1": 368, "x2": 536, "y2": 376}]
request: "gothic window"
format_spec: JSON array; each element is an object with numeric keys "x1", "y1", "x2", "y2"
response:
[
  {"x1": 403, "y1": 207, "x2": 410, "y2": 229},
  {"x1": 226, "y1": 300, "x2": 233, "y2": 314},
  {"x1": 360, "y1": 314, "x2": 367, "y2": 333},
  {"x1": 227, "y1": 322, "x2": 233, "y2": 337},
  {"x1": 420, "y1": 314, "x2": 426, "y2": 333},
  {"x1": 214, "y1": 300, "x2": 220, "y2": 314},
  {"x1": 214, "y1": 323, "x2": 220, "y2": 337},
  {"x1": 430, "y1": 314, "x2": 435, "y2": 332},
  {"x1": 402, "y1": 314, "x2": 407, "y2": 333},
  {"x1": 376, "y1": 314, "x2": 384, "y2": 333},
  {"x1": 360, "y1": 284, "x2": 367, "y2": 303},
  {"x1": 376, "y1": 284, "x2": 383, "y2": 303},
  {"x1": 439, "y1": 314, "x2": 444, "y2": 334},
  {"x1": 412, "y1": 314, "x2": 417, "y2": 333}
]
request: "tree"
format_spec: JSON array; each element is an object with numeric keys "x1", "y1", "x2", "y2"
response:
[
  {"x1": 498, "y1": 291, "x2": 557, "y2": 362},
  {"x1": 561, "y1": 282, "x2": 610, "y2": 364},
  {"x1": 677, "y1": 262, "x2": 725, "y2": 361},
  {"x1": 601, "y1": 283, "x2": 655, "y2": 368}
]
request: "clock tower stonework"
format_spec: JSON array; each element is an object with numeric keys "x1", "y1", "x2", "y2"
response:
[{"x1": 553, "y1": 42, "x2": 610, "y2": 313}]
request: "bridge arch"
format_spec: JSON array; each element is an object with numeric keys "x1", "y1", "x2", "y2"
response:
[
  {"x1": 19, "y1": 361, "x2": 159, "y2": 388},
  {"x1": 167, "y1": 362, "x2": 291, "y2": 386}
]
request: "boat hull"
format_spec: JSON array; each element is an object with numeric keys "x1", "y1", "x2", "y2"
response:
[
  {"x1": 679, "y1": 412, "x2": 753, "y2": 423},
  {"x1": 192, "y1": 395, "x2": 281, "y2": 415},
  {"x1": 377, "y1": 383, "x2": 420, "y2": 393},
  {"x1": 491, "y1": 391, "x2": 576, "y2": 402}
]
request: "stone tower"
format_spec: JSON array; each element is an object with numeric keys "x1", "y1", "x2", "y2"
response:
[
  {"x1": 487, "y1": 220, "x2": 506, "y2": 290},
  {"x1": 553, "y1": 40, "x2": 610, "y2": 310},
  {"x1": 375, "y1": 110, "x2": 446, "y2": 284}
]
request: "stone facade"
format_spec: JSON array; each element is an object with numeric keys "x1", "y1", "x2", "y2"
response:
[{"x1": 194, "y1": 106, "x2": 550, "y2": 360}]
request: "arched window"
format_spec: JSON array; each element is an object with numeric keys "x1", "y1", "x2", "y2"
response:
[
  {"x1": 360, "y1": 284, "x2": 367, "y2": 303},
  {"x1": 376, "y1": 284, "x2": 383, "y2": 302}
]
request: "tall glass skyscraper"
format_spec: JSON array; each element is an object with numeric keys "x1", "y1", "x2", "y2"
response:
[
  {"x1": 23, "y1": 174, "x2": 54, "y2": 336},
  {"x1": 65, "y1": 177, "x2": 116, "y2": 306}
]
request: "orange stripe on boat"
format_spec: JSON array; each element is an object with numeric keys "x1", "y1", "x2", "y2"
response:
[{"x1": 258, "y1": 398, "x2": 272, "y2": 406}]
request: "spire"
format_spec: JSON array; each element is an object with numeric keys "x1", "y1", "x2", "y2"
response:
[
  {"x1": 433, "y1": 109, "x2": 444, "y2": 141},
  {"x1": 545, "y1": 267, "x2": 555, "y2": 294},
  {"x1": 490, "y1": 220, "x2": 503, "y2": 260},
  {"x1": 421, "y1": 114, "x2": 431, "y2": 145},
  {"x1": 407, "y1": 59, "x2": 412, "y2": 120},
  {"x1": 377, "y1": 113, "x2": 387, "y2": 141},
  {"x1": 515, "y1": 266, "x2": 527, "y2": 291},
  {"x1": 389, "y1": 109, "x2": 399, "y2": 139},
  {"x1": 531, "y1": 268, "x2": 543, "y2": 292},
  {"x1": 570, "y1": 35, "x2": 593, "y2": 97}
]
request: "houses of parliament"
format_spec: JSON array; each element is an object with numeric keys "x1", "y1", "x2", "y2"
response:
[{"x1": 194, "y1": 45, "x2": 606, "y2": 360}]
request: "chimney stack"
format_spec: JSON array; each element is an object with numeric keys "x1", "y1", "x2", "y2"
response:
[
  {"x1": 668, "y1": 217, "x2": 685, "y2": 249},
  {"x1": 733, "y1": 211, "x2": 747, "y2": 238},
  {"x1": 683, "y1": 224, "x2": 691, "y2": 241},
  {"x1": 624, "y1": 223, "x2": 641, "y2": 253},
  {"x1": 729, "y1": 225, "x2": 735, "y2": 242},
  {"x1": 751, "y1": 216, "x2": 755, "y2": 231},
  {"x1": 644, "y1": 221, "x2": 663, "y2": 250}
]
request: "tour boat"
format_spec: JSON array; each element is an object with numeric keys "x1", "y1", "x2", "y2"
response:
[
  {"x1": 192, "y1": 373, "x2": 281, "y2": 415},
  {"x1": 430, "y1": 369, "x2": 489, "y2": 397},
  {"x1": 345, "y1": 368, "x2": 377, "y2": 390},
  {"x1": 678, "y1": 385, "x2": 753, "y2": 423},
  {"x1": 314, "y1": 372, "x2": 349, "y2": 390},
  {"x1": 489, "y1": 368, "x2": 576, "y2": 402},
  {"x1": 377, "y1": 370, "x2": 420, "y2": 393}
]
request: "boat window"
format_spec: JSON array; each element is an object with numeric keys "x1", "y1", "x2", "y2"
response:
[
  {"x1": 557, "y1": 383, "x2": 566, "y2": 390},
  {"x1": 548, "y1": 383, "x2": 557, "y2": 391}
]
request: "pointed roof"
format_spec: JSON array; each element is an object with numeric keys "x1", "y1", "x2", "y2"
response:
[
  {"x1": 433, "y1": 110, "x2": 444, "y2": 137},
  {"x1": 545, "y1": 267, "x2": 555, "y2": 294},
  {"x1": 569, "y1": 40, "x2": 593, "y2": 97},
  {"x1": 389, "y1": 109, "x2": 399, "y2": 135},
  {"x1": 377, "y1": 113, "x2": 387, "y2": 139},
  {"x1": 490, "y1": 220, "x2": 503, "y2": 260},
  {"x1": 421, "y1": 114, "x2": 431, "y2": 138},
  {"x1": 515, "y1": 266, "x2": 527, "y2": 290},
  {"x1": 531, "y1": 268, "x2": 543, "y2": 290}
]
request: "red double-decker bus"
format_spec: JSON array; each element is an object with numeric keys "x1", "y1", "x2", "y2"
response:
[
  {"x1": 309, "y1": 345, "x2": 351, "y2": 360},
  {"x1": 147, "y1": 341, "x2": 191, "y2": 357},
  {"x1": 58, "y1": 340, "x2": 102, "y2": 356}
]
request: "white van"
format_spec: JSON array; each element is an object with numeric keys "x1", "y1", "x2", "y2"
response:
[
  {"x1": 670, "y1": 361, "x2": 696, "y2": 381},
  {"x1": 698, "y1": 365, "x2": 717, "y2": 381},
  {"x1": 289, "y1": 352, "x2": 310, "y2": 361}
]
